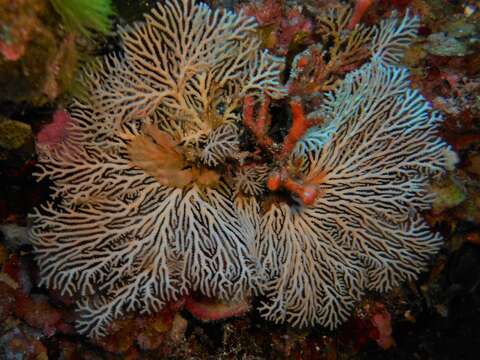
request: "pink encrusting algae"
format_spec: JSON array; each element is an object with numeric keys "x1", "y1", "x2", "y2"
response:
[
  {"x1": 36, "y1": 110, "x2": 72, "y2": 147},
  {"x1": 184, "y1": 296, "x2": 251, "y2": 321}
]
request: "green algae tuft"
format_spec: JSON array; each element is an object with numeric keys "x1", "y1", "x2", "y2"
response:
[{"x1": 49, "y1": 0, "x2": 115, "y2": 37}]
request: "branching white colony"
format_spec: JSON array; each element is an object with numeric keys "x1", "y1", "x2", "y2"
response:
[{"x1": 30, "y1": 0, "x2": 452, "y2": 337}]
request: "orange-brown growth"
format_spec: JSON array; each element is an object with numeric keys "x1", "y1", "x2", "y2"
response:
[
  {"x1": 242, "y1": 95, "x2": 274, "y2": 150},
  {"x1": 281, "y1": 100, "x2": 311, "y2": 157},
  {"x1": 266, "y1": 168, "x2": 328, "y2": 206},
  {"x1": 128, "y1": 125, "x2": 193, "y2": 187},
  {"x1": 348, "y1": 0, "x2": 374, "y2": 30},
  {"x1": 128, "y1": 125, "x2": 219, "y2": 188}
]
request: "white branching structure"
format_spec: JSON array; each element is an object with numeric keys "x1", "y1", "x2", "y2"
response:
[
  {"x1": 30, "y1": 0, "x2": 451, "y2": 338},
  {"x1": 258, "y1": 58, "x2": 451, "y2": 328},
  {"x1": 30, "y1": 0, "x2": 284, "y2": 338}
]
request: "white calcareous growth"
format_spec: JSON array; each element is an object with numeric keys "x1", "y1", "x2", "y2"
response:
[
  {"x1": 258, "y1": 58, "x2": 453, "y2": 328},
  {"x1": 30, "y1": 0, "x2": 452, "y2": 337},
  {"x1": 30, "y1": 0, "x2": 284, "y2": 338}
]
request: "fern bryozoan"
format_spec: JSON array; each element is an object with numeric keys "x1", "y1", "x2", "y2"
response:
[
  {"x1": 30, "y1": 0, "x2": 452, "y2": 338},
  {"x1": 30, "y1": 0, "x2": 284, "y2": 338},
  {"x1": 258, "y1": 58, "x2": 452, "y2": 329}
]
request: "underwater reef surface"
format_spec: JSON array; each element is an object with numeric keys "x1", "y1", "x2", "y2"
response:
[{"x1": 0, "y1": 0, "x2": 480, "y2": 359}]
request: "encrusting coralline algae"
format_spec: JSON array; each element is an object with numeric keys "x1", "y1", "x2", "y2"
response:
[{"x1": 30, "y1": 0, "x2": 454, "y2": 338}]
